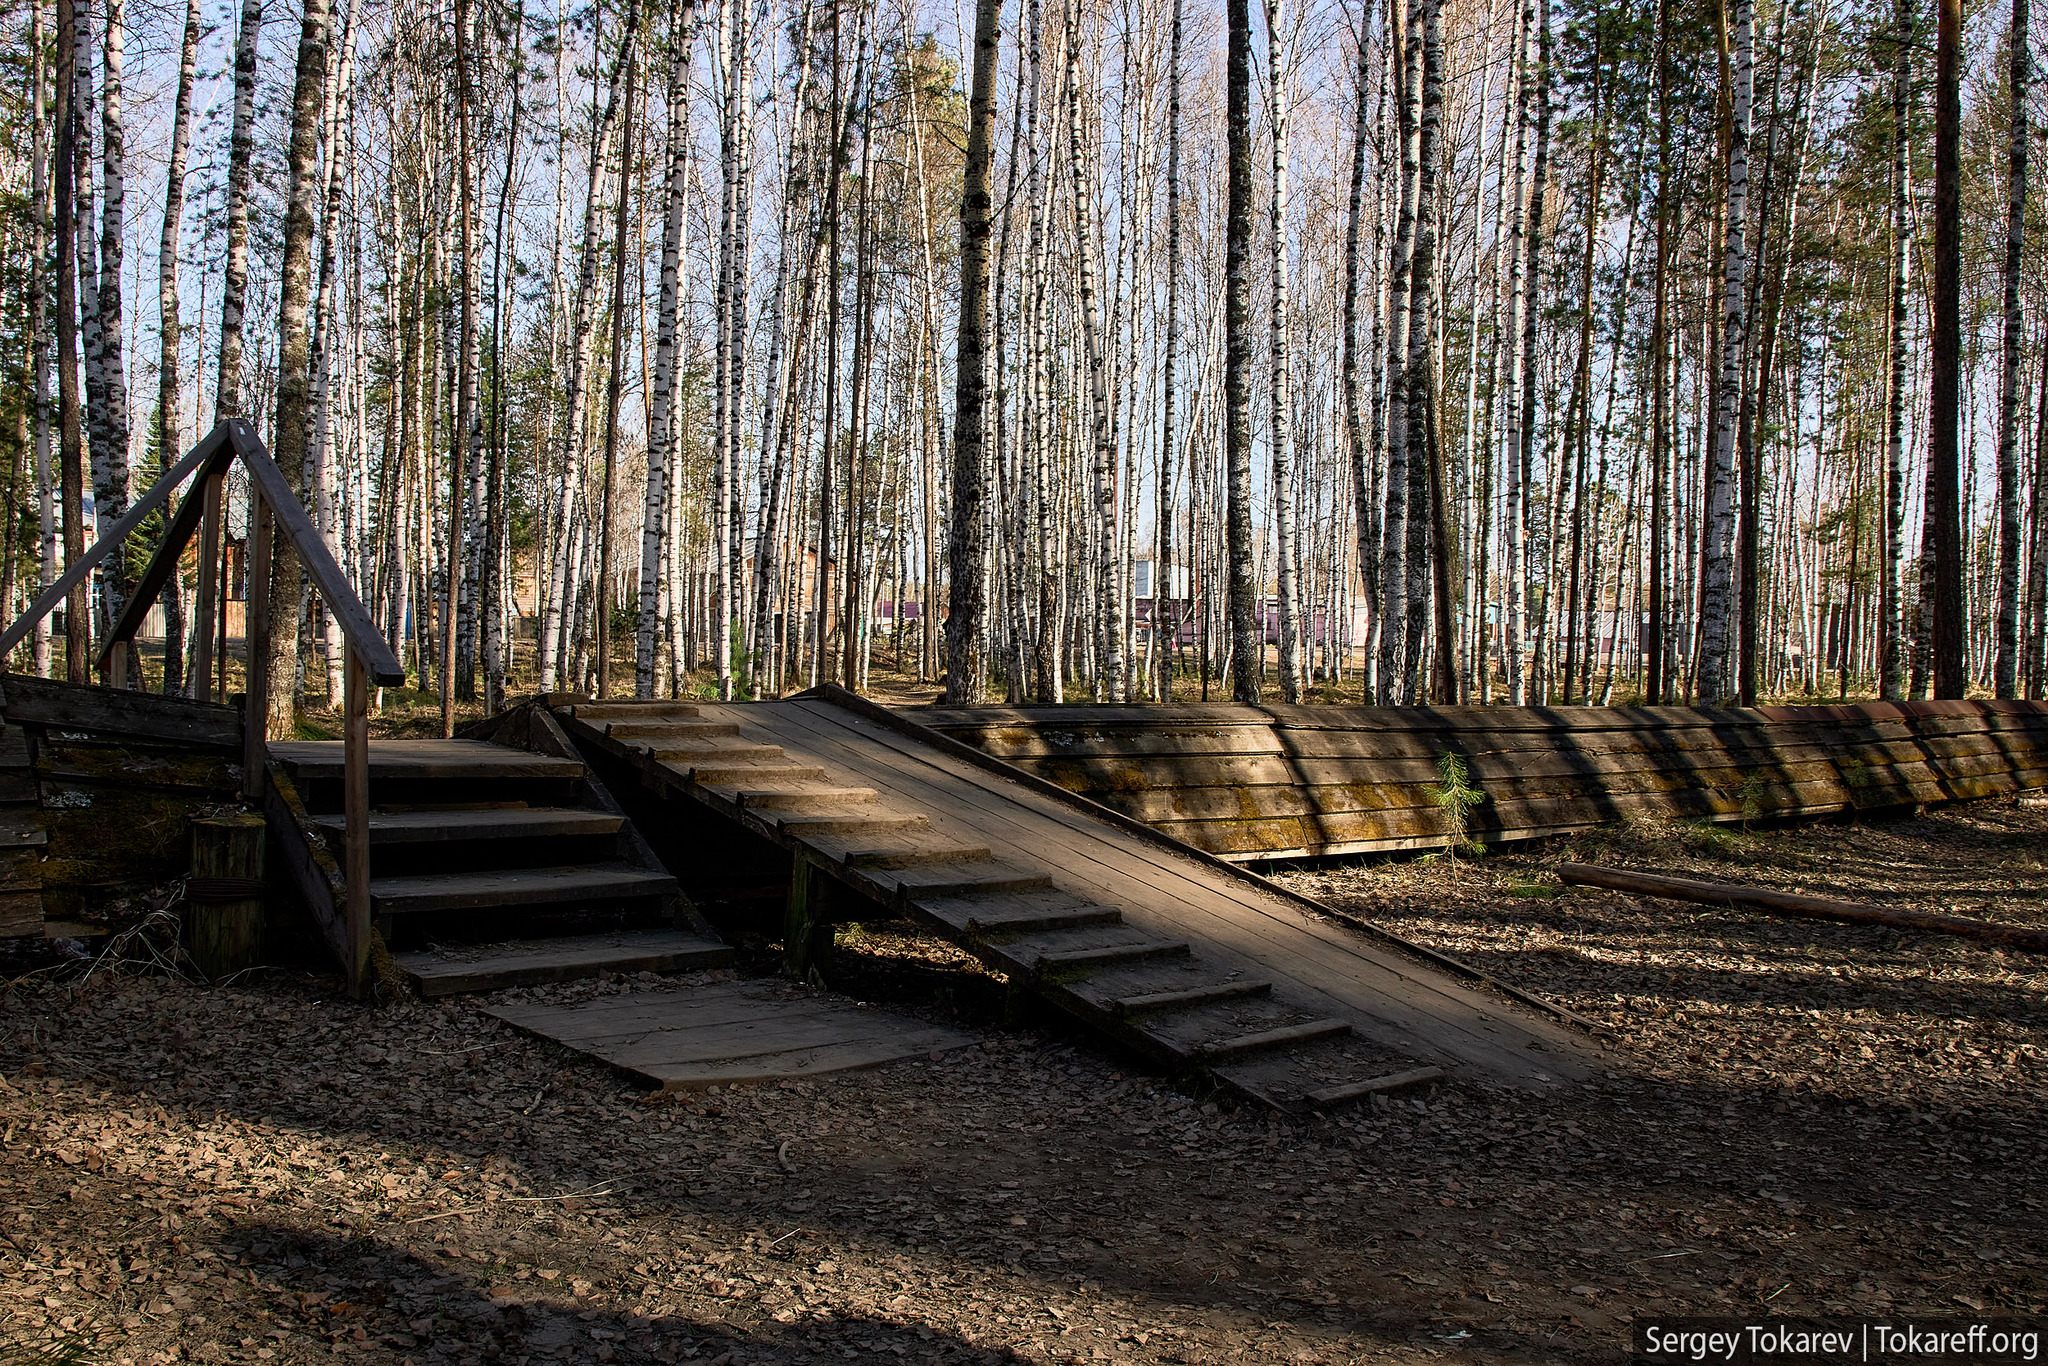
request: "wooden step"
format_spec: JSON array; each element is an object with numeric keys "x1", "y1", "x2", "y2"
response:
[
  {"x1": 775, "y1": 813, "x2": 930, "y2": 839},
  {"x1": 568, "y1": 704, "x2": 702, "y2": 722},
  {"x1": 731, "y1": 787, "x2": 882, "y2": 814},
  {"x1": 369, "y1": 863, "x2": 678, "y2": 916},
  {"x1": 604, "y1": 720, "x2": 744, "y2": 740},
  {"x1": 272, "y1": 739, "x2": 584, "y2": 782},
  {"x1": 888, "y1": 865, "x2": 1058, "y2": 899},
  {"x1": 395, "y1": 928, "x2": 733, "y2": 997},
  {"x1": 311, "y1": 807, "x2": 622, "y2": 845},
  {"x1": 1110, "y1": 979, "x2": 1273, "y2": 1017},
  {"x1": 1033, "y1": 940, "x2": 1193, "y2": 971},
  {"x1": 669, "y1": 760, "x2": 831, "y2": 786},
  {"x1": 844, "y1": 843, "x2": 996, "y2": 871},
  {"x1": 913, "y1": 889, "x2": 1122, "y2": 935},
  {"x1": 1183, "y1": 1018, "x2": 1352, "y2": 1064},
  {"x1": 1302, "y1": 1066, "x2": 1445, "y2": 1108},
  {"x1": 648, "y1": 742, "x2": 793, "y2": 765}
]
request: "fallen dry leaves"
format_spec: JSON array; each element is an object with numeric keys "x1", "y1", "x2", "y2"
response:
[{"x1": 0, "y1": 799, "x2": 2043, "y2": 1365}]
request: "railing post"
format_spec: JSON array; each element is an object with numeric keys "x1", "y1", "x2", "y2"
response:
[
  {"x1": 106, "y1": 640, "x2": 129, "y2": 690},
  {"x1": 343, "y1": 646, "x2": 371, "y2": 997},
  {"x1": 242, "y1": 487, "x2": 273, "y2": 803},
  {"x1": 191, "y1": 468, "x2": 223, "y2": 704}
]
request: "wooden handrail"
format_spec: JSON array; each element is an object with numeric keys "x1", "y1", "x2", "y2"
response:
[
  {"x1": 1, "y1": 416, "x2": 397, "y2": 998},
  {"x1": 88, "y1": 420, "x2": 405, "y2": 686},
  {"x1": 0, "y1": 423, "x2": 228, "y2": 660}
]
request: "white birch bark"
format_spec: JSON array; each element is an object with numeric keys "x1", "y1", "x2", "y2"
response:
[{"x1": 1697, "y1": 0, "x2": 1752, "y2": 703}]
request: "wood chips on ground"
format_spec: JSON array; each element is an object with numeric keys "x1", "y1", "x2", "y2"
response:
[{"x1": 2, "y1": 798, "x2": 2044, "y2": 1365}]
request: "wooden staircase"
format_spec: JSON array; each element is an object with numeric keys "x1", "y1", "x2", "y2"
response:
[
  {"x1": 269, "y1": 738, "x2": 729, "y2": 996},
  {"x1": 549, "y1": 699, "x2": 1584, "y2": 1112}
]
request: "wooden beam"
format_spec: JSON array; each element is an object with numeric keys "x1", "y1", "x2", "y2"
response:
[
  {"x1": 242, "y1": 487, "x2": 272, "y2": 801},
  {"x1": 225, "y1": 423, "x2": 405, "y2": 685},
  {"x1": 1556, "y1": 861, "x2": 2048, "y2": 953},
  {"x1": 344, "y1": 649, "x2": 370, "y2": 997},
  {"x1": 97, "y1": 443, "x2": 234, "y2": 674},
  {"x1": 0, "y1": 422, "x2": 228, "y2": 660},
  {"x1": 189, "y1": 469, "x2": 223, "y2": 703}
]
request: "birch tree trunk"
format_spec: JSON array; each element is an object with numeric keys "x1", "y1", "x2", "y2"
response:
[
  {"x1": 1264, "y1": 0, "x2": 1301, "y2": 703},
  {"x1": 1067, "y1": 10, "x2": 1124, "y2": 703},
  {"x1": 1926, "y1": 0, "x2": 1965, "y2": 697},
  {"x1": 215, "y1": 0, "x2": 261, "y2": 426},
  {"x1": 1158, "y1": 0, "x2": 1183, "y2": 704},
  {"x1": 1379, "y1": 0, "x2": 1419, "y2": 702},
  {"x1": 1501, "y1": 0, "x2": 1534, "y2": 704},
  {"x1": 94, "y1": 0, "x2": 132, "y2": 675},
  {"x1": 944, "y1": 0, "x2": 999, "y2": 705},
  {"x1": 156, "y1": 0, "x2": 201, "y2": 695},
  {"x1": 54, "y1": 0, "x2": 88, "y2": 684},
  {"x1": 265, "y1": 0, "x2": 332, "y2": 739},
  {"x1": 29, "y1": 0, "x2": 54, "y2": 679},
  {"x1": 1696, "y1": 0, "x2": 1751, "y2": 703},
  {"x1": 640, "y1": 0, "x2": 696, "y2": 698},
  {"x1": 1995, "y1": 0, "x2": 2029, "y2": 697},
  {"x1": 541, "y1": 5, "x2": 637, "y2": 694},
  {"x1": 1225, "y1": 0, "x2": 1258, "y2": 703}
]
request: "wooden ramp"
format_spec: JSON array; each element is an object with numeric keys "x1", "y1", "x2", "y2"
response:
[
  {"x1": 486, "y1": 978, "x2": 979, "y2": 1090},
  {"x1": 554, "y1": 690, "x2": 1591, "y2": 1109}
]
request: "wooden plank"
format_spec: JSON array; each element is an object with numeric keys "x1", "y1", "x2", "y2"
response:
[
  {"x1": 483, "y1": 979, "x2": 978, "y2": 1090},
  {"x1": 396, "y1": 929, "x2": 733, "y2": 996},
  {"x1": 271, "y1": 738, "x2": 585, "y2": 781},
  {"x1": 369, "y1": 863, "x2": 677, "y2": 915},
  {"x1": 262, "y1": 760, "x2": 352, "y2": 972},
  {"x1": 0, "y1": 424, "x2": 226, "y2": 660},
  {"x1": 0, "y1": 889, "x2": 41, "y2": 937},
  {"x1": 98, "y1": 442, "x2": 231, "y2": 669},
  {"x1": 0, "y1": 673, "x2": 241, "y2": 748},
  {"x1": 227, "y1": 421, "x2": 406, "y2": 684},
  {"x1": 309, "y1": 807, "x2": 624, "y2": 843},
  {"x1": 737, "y1": 700, "x2": 1588, "y2": 1084}
]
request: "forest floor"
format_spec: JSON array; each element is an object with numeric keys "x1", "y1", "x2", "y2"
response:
[{"x1": 3, "y1": 800, "x2": 2045, "y2": 1366}]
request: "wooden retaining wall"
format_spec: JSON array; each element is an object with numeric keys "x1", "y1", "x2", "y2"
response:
[
  {"x1": 918, "y1": 700, "x2": 2048, "y2": 862},
  {"x1": 0, "y1": 674, "x2": 243, "y2": 926}
]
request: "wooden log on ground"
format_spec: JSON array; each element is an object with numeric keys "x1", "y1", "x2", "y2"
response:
[
  {"x1": 1555, "y1": 861, "x2": 2048, "y2": 953},
  {"x1": 188, "y1": 814, "x2": 268, "y2": 980}
]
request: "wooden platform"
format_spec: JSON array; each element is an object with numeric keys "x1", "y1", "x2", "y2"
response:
[
  {"x1": 396, "y1": 928, "x2": 732, "y2": 997},
  {"x1": 485, "y1": 978, "x2": 979, "y2": 1089},
  {"x1": 556, "y1": 692, "x2": 1591, "y2": 1107},
  {"x1": 917, "y1": 700, "x2": 2048, "y2": 861}
]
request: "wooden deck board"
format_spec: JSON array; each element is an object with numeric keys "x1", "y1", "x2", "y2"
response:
[
  {"x1": 485, "y1": 979, "x2": 978, "y2": 1089},
  {"x1": 273, "y1": 739, "x2": 585, "y2": 781},
  {"x1": 396, "y1": 929, "x2": 732, "y2": 996},
  {"x1": 697, "y1": 699, "x2": 1587, "y2": 1086}
]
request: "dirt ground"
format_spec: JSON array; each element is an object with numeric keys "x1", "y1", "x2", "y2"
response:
[{"x1": 3, "y1": 799, "x2": 2045, "y2": 1366}]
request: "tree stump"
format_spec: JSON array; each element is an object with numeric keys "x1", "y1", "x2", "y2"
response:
[{"x1": 188, "y1": 814, "x2": 268, "y2": 981}]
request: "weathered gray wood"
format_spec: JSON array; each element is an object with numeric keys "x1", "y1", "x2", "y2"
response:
[
  {"x1": 1557, "y1": 861, "x2": 2048, "y2": 952},
  {"x1": 187, "y1": 814, "x2": 266, "y2": 980},
  {"x1": 483, "y1": 979, "x2": 978, "y2": 1090},
  {"x1": 0, "y1": 673, "x2": 241, "y2": 748},
  {"x1": 227, "y1": 421, "x2": 406, "y2": 684},
  {"x1": 343, "y1": 650, "x2": 371, "y2": 996},
  {"x1": 368, "y1": 862, "x2": 676, "y2": 916},
  {"x1": 0, "y1": 890, "x2": 42, "y2": 937},
  {"x1": 242, "y1": 487, "x2": 271, "y2": 802},
  {"x1": 189, "y1": 469, "x2": 223, "y2": 703},
  {"x1": 262, "y1": 759, "x2": 351, "y2": 971},
  {"x1": 271, "y1": 738, "x2": 585, "y2": 781},
  {"x1": 99, "y1": 443, "x2": 234, "y2": 670},
  {"x1": 396, "y1": 928, "x2": 733, "y2": 997},
  {"x1": 1303, "y1": 1066, "x2": 1446, "y2": 1105},
  {"x1": 0, "y1": 424, "x2": 226, "y2": 659},
  {"x1": 309, "y1": 807, "x2": 624, "y2": 844}
]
